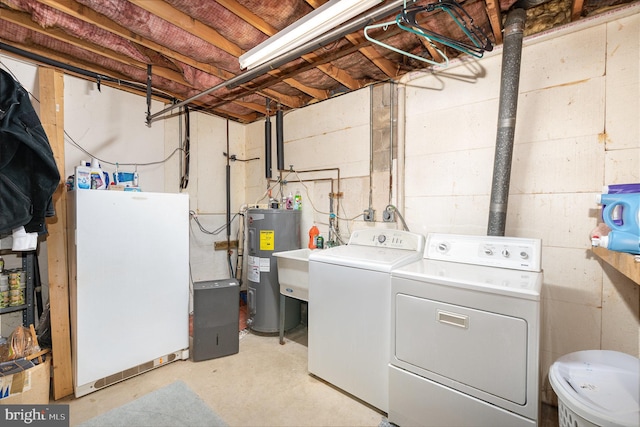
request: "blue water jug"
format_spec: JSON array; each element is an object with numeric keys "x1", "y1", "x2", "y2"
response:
[
  {"x1": 597, "y1": 193, "x2": 640, "y2": 233},
  {"x1": 595, "y1": 193, "x2": 640, "y2": 255},
  {"x1": 596, "y1": 231, "x2": 640, "y2": 255}
]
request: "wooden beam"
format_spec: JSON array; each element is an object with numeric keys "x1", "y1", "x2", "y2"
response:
[
  {"x1": 38, "y1": 67, "x2": 73, "y2": 400},
  {"x1": 572, "y1": 0, "x2": 585, "y2": 20},
  {"x1": 260, "y1": 88, "x2": 306, "y2": 109},
  {"x1": 233, "y1": 100, "x2": 267, "y2": 115},
  {"x1": 0, "y1": 8, "x2": 189, "y2": 86},
  {"x1": 216, "y1": 0, "x2": 339, "y2": 100},
  {"x1": 316, "y1": 62, "x2": 363, "y2": 90},
  {"x1": 484, "y1": 0, "x2": 503, "y2": 45},
  {"x1": 130, "y1": 0, "x2": 325, "y2": 102},
  {"x1": 129, "y1": 0, "x2": 242, "y2": 57},
  {"x1": 283, "y1": 77, "x2": 329, "y2": 100},
  {"x1": 418, "y1": 37, "x2": 446, "y2": 64},
  {"x1": 37, "y1": 0, "x2": 216, "y2": 74},
  {"x1": 346, "y1": 33, "x2": 400, "y2": 78},
  {"x1": 215, "y1": 0, "x2": 278, "y2": 37},
  {"x1": 35, "y1": 0, "x2": 299, "y2": 110}
]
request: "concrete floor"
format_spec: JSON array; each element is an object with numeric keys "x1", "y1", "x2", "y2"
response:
[
  {"x1": 61, "y1": 325, "x2": 560, "y2": 427},
  {"x1": 62, "y1": 325, "x2": 384, "y2": 427}
]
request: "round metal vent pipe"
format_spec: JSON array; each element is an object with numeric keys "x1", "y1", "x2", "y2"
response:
[{"x1": 487, "y1": 8, "x2": 527, "y2": 236}]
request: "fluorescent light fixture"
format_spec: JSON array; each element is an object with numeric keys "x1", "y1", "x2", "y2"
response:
[{"x1": 239, "y1": 0, "x2": 383, "y2": 70}]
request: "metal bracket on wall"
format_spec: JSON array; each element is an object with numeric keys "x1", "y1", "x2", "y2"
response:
[{"x1": 214, "y1": 240, "x2": 239, "y2": 250}]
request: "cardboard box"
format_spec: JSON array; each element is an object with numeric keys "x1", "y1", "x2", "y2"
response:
[{"x1": 0, "y1": 358, "x2": 50, "y2": 405}]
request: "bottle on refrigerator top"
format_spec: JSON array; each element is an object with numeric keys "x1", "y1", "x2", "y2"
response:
[
  {"x1": 75, "y1": 160, "x2": 91, "y2": 190},
  {"x1": 90, "y1": 158, "x2": 107, "y2": 190},
  {"x1": 308, "y1": 225, "x2": 319, "y2": 249},
  {"x1": 316, "y1": 235, "x2": 324, "y2": 249}
]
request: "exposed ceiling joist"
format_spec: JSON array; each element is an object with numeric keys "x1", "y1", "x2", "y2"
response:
[{"x1": 0, "y1": 0, "x2": 631, "y2": 123}]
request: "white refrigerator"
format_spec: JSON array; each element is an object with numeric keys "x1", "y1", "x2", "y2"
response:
[{"x1": 67, "y1": 190, "x2": 190, "y2": 397}]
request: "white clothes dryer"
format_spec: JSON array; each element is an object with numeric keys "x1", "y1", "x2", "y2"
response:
[
  {"x1": 308, "y1": 228, "x2": 425, "y2": 412},
  {"x1": 389, "y1": 233, "x2": 543, "y2": 426}
]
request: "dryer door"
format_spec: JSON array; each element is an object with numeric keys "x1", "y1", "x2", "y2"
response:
[{"x1": 395, "y1": 294, "x2": 528, "y2": 405}]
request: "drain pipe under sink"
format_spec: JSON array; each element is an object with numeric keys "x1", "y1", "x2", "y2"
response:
[{"x1": 487, "y1": 8, "x2": 527, "y2": 236}]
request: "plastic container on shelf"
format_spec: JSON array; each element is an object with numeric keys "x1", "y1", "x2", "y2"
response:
[
  {"x1": 603, "y1": 183, "x2": 640, "y2": 194},
  {"x1": 592, "y1": 232, "x2": 640, "y2": 255},
  {"x1": 596, "y1": 193, "x2": 640, "y2": 231},
  {"x1": 549, "y1": 350, "x2": 640, "y2": 427}
]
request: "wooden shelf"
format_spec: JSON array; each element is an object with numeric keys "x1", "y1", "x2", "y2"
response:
[{"x1": 592, "y1": 247, "x2": 640, "y2": 285}]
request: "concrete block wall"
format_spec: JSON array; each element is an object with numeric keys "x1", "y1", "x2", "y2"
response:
[
  {"x1": 243, "y1": 7, "x2": 639, "y2": 407},
  {"x1": 402, "y1": 10, "x2": 639, "y2": 404},
  {"x1": 164, "y1": 113, "x2": 247, "y2": 289}
]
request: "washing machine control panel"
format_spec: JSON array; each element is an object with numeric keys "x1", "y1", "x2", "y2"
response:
[
  {"x1": 426, "y1": 233, "x2": 542, "y2": 272},
  {"x1": 349, "y1": 228, "x2": 425, "y2": 252}
]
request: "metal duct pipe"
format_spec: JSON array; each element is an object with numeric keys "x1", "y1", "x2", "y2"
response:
[
  {"x1": 276, "y1": 110, "x2": 284, "y2": 171},
  {"x1": 487, "y1": 8, "x2": 527, "y2": 236}
]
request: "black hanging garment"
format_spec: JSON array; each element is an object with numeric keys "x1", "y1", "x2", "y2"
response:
[{"x1": 0, "y1": 68, "x2": 60, "y2": 235}]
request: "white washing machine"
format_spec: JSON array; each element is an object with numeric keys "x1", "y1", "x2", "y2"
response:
[
  {"x1": 389, "y1": 233, "x2": 542, "y2": 426},
  {"x1": 308, "y1": 228, "x2": 425, "y2": 413}
]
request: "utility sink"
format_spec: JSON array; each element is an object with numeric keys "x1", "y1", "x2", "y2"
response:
[{"x1": 273, "y1": 248, "x2": 311, "y2": 302}]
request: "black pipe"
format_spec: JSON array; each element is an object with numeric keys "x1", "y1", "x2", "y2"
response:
[
  {"x1": 265, "y1": 115, "x2": 272, "y2": 179},
  {"x1": 276, "y1": 110, "x2": 284, "y2": 171},
  {"x1": 0, "y1": 41, "x2": 174, "y2": 101},
  {"x1": 146, "y1": 64, "x2": 152, "y2": 123},
  {"x1": 487, "y1": 9, "x2": 527, "y2": 236},
  {"x1": 226, "y1": 120, "x2": 233, "y2": 278}
]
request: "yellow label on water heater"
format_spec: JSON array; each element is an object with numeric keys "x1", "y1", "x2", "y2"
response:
[{"x1": 260, "y1": 230, "x2": 275, "y2": 251}]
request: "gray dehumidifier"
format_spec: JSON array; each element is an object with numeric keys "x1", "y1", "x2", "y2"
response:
[{"x1": 192, "y1": 279, "x2": 239, "y2": 361}]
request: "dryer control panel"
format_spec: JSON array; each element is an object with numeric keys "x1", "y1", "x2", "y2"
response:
[
  {"x1": 349, "y1": 228, "x2": 425, "y2": 252},
  {"x1": 425, "y1": 233, "x2": 542, "y2": 272}
]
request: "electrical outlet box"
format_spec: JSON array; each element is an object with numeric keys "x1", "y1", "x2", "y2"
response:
[
  {"x1": 383, "y1": 209, "x2": 395, "y2": 222},
  {"x1": 363, "y1": 208, "x2": 375, "y2": 222}
]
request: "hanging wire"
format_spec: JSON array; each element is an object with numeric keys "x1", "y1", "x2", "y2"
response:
[
  {"x1": 189, "y1": 211, "x2": 242, "y2": 235},
  {"x1": 64, "y1": 129, "x2": 185, "y2": 167},
  {"x1": 1, "y1": 61, "x2": 184, "y2": 170}
]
